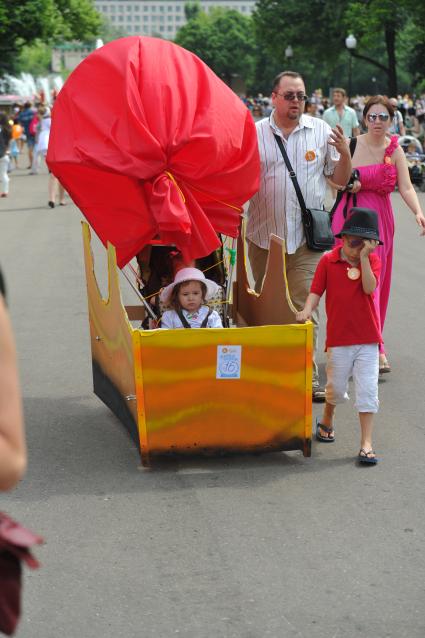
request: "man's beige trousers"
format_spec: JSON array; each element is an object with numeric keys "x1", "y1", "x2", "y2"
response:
[{"x1": 247, "y1": 240, "x2": 322, "y2": 388}]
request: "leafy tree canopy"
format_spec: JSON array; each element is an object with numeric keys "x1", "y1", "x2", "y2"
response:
[
  {"x1": 1, "y1": 0, "x2": 101, "y2": 73},
  {"x1": 253, "y1": 0, "x2": 425, "y2": 95},
  {"x1": 175, "y1": 7, "x2": 256, "y2": 86}
]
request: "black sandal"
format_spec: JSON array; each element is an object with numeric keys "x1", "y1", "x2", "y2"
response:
[
  {"x1": 315, "y1": 419, "x2": 335, "y2": 443},
  {"x1": 358, "y1": 448, "x2": 378, "y2": 465}
]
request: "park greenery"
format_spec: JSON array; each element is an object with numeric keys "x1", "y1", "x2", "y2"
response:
[
  {"x1": 179, "y1": 0, "x2": 425, "y2": 95},
  {"x1": 0, "y1": 0, "x2": 101, "y2": 75},
  {"x1": 3, "y1": 0, "x2": 425, "y2": 96}
]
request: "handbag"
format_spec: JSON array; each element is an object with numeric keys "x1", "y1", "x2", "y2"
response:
[
  {"x1": 274, "y1": 134, "x2": 335, "y2": 252},
  {"x1": 0, "y1": 512, "x2": 43, "y2": 636}
]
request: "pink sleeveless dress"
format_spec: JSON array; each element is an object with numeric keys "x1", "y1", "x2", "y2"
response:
[{"x1": 331, "y1": 136, "x2": 398, "y2": 354}]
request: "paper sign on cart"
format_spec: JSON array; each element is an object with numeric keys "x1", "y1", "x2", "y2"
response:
[{"x1": 216, "y1": 345, "x2": 242, "y2": 379}]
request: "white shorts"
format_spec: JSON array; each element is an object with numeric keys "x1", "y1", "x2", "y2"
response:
[{"x1": 325, "y1": 344, "x2": 379, "y2": 413}]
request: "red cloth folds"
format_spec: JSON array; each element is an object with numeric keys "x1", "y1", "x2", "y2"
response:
[{"x1": 47, "y1": 37, "x2": 260, "y2": 267}]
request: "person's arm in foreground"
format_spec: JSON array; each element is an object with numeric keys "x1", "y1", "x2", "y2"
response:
[{"x1": 0, "y1": 295, "x2": 26, "y2": 491}]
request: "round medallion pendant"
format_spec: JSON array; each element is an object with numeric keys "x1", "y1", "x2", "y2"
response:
[{"x1": 347, "y1": 267, "x2": 361, "y2": 280}]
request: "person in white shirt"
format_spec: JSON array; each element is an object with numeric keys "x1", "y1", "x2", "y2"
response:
[
  {"x1": 388, "y1": 97, "x2": 406, "y2": 136},
  {"x1": 246, "y1": 71, "x2": 352, "y2": 401},
  {"x1": 160, "y1": 268, "x2": 223, "y2": 329}
]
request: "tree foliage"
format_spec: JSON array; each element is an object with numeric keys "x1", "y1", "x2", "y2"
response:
[
  {"x1": 253, "y1": 0, "x2": 425, "y2": 95},
  {"x1": 15, "y1": 40, "x2": 52, "y2": 76},
  {"x1": 175, "y1": 7, "x2": 256, "y2": 86},
  {"x1": 184, "y1": 1, "x2": 201, "y2": 21},
  {"x1": 1, "y1": 0, "x2": 101, "y2": 73}
]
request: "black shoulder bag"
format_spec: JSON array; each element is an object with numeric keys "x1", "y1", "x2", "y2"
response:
[{"x1": 274, "y1": 134, "x2": 334, "y2": 252}]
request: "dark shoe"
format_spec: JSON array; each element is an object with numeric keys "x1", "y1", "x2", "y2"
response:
[
  {"x1": 315, "y1": 418, "x2": 335, "y2": 443},
  {"x1": 379, "y1": 363, "x2": 391, "y2": 374},
  {"x1": 379, "y1": 356, "x2": 391, "y2": 374},
  {"x1": 312, "y1": 387, "x2": 326, "y2": 403},
  {"x1": 48, "y1": 201, "x2": 55, "y2": 208},
  {"x1": 358, "y1": 448, "x2": 378, "y2": 465}
]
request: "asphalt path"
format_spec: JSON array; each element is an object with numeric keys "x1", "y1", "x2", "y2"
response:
[{"x1": 1, "y1": 162, "x2": 425, "y2": 638}]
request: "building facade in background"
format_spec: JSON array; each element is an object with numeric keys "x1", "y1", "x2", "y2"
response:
[{"x1": 93, "y1": 0, "x2": 256, "y2": 39}]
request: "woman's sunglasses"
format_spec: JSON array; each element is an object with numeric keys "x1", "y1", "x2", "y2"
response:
[{"x1": 366, "y1": 112, "x2": 390, "y2": 122}]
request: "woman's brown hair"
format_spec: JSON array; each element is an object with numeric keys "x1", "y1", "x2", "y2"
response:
[{"x1": 363, "y1": 95, "x2": 395, "y2": 120}]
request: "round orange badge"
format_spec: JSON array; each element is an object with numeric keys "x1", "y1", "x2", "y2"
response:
[{"x1": 305, "y1": 150, "x2": 316, "y2": 161}]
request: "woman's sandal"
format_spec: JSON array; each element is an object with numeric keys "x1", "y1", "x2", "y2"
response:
[
  {"x1": 315, "y1": 419, "x2": 335, "y2": 443},
  {"x1": 379, "y1": 356, "x2": 391, "y2": 374},
  {"x1": 358, "y1": 448, "x2": 378, "y2": 465}
]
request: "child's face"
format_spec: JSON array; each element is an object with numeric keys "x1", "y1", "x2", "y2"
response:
[
  {"x1": 341, "y1": 234, "x2": 366, "y2": 260},
  {"x1": 178, "y1": 280, "x2": 204, "y2": 312}
]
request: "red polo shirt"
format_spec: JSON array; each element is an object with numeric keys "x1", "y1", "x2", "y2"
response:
[{"x1": 310, "y1": 246, "x2": 382, "y2": 350}]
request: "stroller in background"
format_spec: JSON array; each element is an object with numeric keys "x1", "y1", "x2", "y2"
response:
[{"x1": 399, "y1": 135, "x2": 425, "y2": 192}]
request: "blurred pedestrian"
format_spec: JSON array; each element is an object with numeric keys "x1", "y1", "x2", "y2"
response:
[
  {"x1": 48, "y1": 175, "x2": 66, "y2": 208},
  {"x1": 388, "y1": 97, "x2": 405, "y2": 136},
  {"x1": 323, "y1": 88, "x2": 360, "y2": 138},
  {"x1": 17, "y1": 101, "x2": 36, "y2": 168},
  {"x1": 9, "y1": 120, "x2": 22, "y2": 170},
  {"x1": 31, "y1": 105, "x2": 51, "y2": 174},
  {"x1": 0, "y1": 113, "x2": 11, "y2": 198}
]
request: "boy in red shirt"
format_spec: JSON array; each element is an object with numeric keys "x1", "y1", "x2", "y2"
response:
[{"x1": 296, "y1": 208, "x2": 382, "y2": 465}]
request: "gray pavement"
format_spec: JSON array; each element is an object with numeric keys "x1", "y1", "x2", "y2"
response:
[{"x1": 1, "y1": 162, "x2": 425, "y2": 638}]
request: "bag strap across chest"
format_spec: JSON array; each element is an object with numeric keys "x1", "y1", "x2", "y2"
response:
[
  {"x1": 176, "y1": 307, "x2": 212, "y2": 328},
  {"x1": 273, "y1": 134, "x2": 309, "y2": 214}
]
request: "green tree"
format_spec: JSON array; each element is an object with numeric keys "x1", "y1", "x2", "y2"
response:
[
  {"x1": 1, "y1": 0, "x2": 101, "y2": 74},
  {"x1": 184, "y1": 1, "x2": 201, "y2": 21},
  {"x1": 253, "y1": 0, "x2": 348, "y2": 91},
  {"x1": 15, "y1": 40, "x2": 52, "y2": 76},
  {"x1": 175, "y1": 7, "x2": 256, "y2": 86},
  {"x1": 253, "y1": 0, "x2": 425, "y2": 95}
]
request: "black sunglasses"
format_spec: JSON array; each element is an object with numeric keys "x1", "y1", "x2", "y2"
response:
[{"x1": 274, "y1": 92, "x2": 308, "y2": 102}]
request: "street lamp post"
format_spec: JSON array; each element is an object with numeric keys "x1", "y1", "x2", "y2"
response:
[
  {"x1": 345, "y1": 34, "x2": 357, "y2": 99},
  {"x1": 285, "y1": 45, "x2": 293, "y2": 67}
]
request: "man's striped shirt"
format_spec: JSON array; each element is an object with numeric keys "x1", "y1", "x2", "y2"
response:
[{"x1": 246, "y1": 112, "x2": 339, "y2": 253}]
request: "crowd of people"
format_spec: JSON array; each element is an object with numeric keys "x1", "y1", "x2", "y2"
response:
[
  {"x1": 0, "y1": 99, "x2": 65, "y2": 206},
  {"x1": 244, "y1": 91, "x2": 425, "y2": 142}
]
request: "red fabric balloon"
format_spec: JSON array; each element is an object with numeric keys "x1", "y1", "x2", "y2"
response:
[{"x1": 47, "y1": 37, "x2": 260, "y2": 267}]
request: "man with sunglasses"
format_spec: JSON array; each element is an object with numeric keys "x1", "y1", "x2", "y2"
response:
[{"x1": 246, "y1": 71, "x2": 352, "y2": 402}]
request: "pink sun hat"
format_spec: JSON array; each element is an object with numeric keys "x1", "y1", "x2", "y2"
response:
[{"x1": 159, "y1": 268, "x2": 219, "y2": 306}]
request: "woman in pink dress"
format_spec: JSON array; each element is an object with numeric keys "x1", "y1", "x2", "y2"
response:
[{"x1": 331, "y1": 95, "x2": 425, "y2": 372}]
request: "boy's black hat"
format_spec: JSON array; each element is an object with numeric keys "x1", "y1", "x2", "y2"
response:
[{"x1": 335, "y1": 207, "x2": 383, "y2": 245}]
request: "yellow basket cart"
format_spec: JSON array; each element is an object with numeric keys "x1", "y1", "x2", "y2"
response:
[{"x1": 82, "y1": 223, "x2": 313, "y2": 466}]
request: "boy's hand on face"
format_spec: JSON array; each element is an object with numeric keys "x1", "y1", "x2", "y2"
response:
[{"x1": 360, "y1": 239, "x2": 378, "y2": 258}]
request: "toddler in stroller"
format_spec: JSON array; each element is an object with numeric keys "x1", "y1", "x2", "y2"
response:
[{"x1": 404, "y1": 139, "x2": 425, "y2": 192}]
